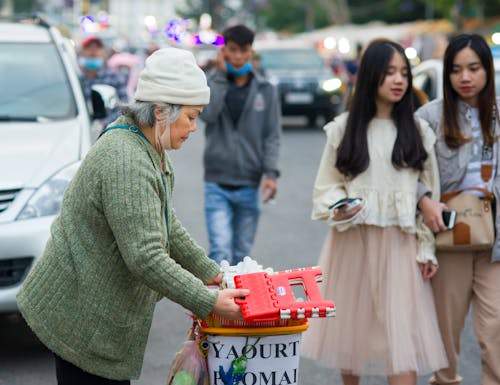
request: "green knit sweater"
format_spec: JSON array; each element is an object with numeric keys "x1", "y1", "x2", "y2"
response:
[{"x1": 17, "y1": 116, "x2": 220, "y2": 380}]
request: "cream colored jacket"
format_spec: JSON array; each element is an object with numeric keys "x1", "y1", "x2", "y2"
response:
[{"x1": 312, "y1": 112, "x2": 440, "y2": 264}]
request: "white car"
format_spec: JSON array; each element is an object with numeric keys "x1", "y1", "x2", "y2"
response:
[
  {"x1": 413, "y1": 56, "x2": 500, "y2": 101},
  {"x1": 0, "y1": 15, "x2": 106, "y2": 313}
]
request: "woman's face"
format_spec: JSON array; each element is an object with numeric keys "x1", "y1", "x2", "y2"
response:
[
  {"x1": 169, "y1": 106, "x2": 203, "y2": 150},
  {"x1": 449, "y1": 47, "x2": 487, "y2": 107},
  {"x1": 377, "y1": 52, "x2": 409, "y2": 107}
]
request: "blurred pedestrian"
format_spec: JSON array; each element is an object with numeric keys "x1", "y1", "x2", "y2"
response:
[
  {"x1": 17, "y1": 47, "x2": 249, "y2": 385},
  {"x1": 145, "y1": 42, "x2": 159, "y2": 57},
  {"x1": 107, "y1": 50, "x2": 143, "y2": 101},
  {"x1": 251, "y1": 50, "x2": 264, "y2": 76},
  {"x1": 200, "y1": 24, "x2": 281, "y2": 265},
  {"x1": 339, "y1": 42, "x2": 363, "y2": 112},
  {"x1": 78, "y1": 36, "x2": 128, "y2": 128},
  {"x1": 301, "y1": 38, "x2": 447, "y2": 385},
  {"x1": 416, "y1": 33, "x2": 500, "y2": 385}
]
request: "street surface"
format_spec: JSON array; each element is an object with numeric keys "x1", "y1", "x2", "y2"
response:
[{"x1": 0, "y1": 118, "x2": 480, "y2": 384}]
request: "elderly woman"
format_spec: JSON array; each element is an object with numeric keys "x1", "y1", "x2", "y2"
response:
[{"x1": 16, "y1": 48, "x2": 249, "y2": 385}]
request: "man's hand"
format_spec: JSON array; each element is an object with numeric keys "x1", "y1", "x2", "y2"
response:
[
  {"x1": 260, "y1": 178, "x2": 277, "y2": 203},
  {"x1": 418, "y1": 195, "x2": 448, "y2": 233}
]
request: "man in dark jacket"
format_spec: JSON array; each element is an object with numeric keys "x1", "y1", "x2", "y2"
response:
[{"x1": 200, "y1": 25, "x2": 281, "y2": 265}]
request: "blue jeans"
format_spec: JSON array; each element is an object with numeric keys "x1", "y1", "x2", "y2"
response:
[{"x1": 204, "y1": 182, "x2": 260, "y2": 265}]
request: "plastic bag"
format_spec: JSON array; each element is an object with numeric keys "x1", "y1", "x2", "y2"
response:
[{"x1": 166, "y1": 320, "x2": 209, "y2": 385}]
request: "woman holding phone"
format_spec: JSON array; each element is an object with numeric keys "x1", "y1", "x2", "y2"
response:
[
  {"x1": 301, "y1": 38, "x2": 447, "y2": 385},
  {"x1": 417, "y1": 33, "x2": 500, "y2": 385}
]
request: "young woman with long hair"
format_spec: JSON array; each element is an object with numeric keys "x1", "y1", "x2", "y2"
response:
[
  {"x1": 301, "y1": 38, "x2": 448, "y2": 385},
  {"x1": 417, "y1": 33, "x2": 500, "y2": 385}
]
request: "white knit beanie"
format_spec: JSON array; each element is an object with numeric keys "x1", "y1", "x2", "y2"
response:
[{"x1": 134, "y1": 47, "x2": 210, "y2": 105}]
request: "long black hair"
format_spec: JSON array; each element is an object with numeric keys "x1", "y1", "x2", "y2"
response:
[
  {"x1": 442, "y1": 33, "x2": 496, "y2": 148},
  {"x1": 336, "y1": 38, "x2": 428, "y2": 178}
]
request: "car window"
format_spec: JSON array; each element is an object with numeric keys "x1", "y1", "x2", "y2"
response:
[
  {"x1": 0, "y1": 42, "x2": 76, "y2": 120},
  {"x1": 259, "y1": 49, "x2": 325, "y2": 71}
]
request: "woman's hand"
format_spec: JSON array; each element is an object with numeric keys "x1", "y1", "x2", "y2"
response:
[
  {"x1": 418, "y1": 261, "x2": 438, "y2": 280},
  {"x1": 206, "y1": 272, "x2": 223, "y2": 286},
  {"x1": 418, "y1": 195, "x2": 448, "y2": 233},
  {"x1": 213, "y1": 288, "x2": 250, "y2": 320},
  {"x1": 332, "y1": 204, "x2": 364, "y2": 221}
]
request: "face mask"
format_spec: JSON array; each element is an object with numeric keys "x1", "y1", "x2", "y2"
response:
[
  {"x1": 79, "y1": 57, "x2": 104, "y2": 71},
  {"x1": 226, "y1": 61, "x2": 252, "y2": 76}
]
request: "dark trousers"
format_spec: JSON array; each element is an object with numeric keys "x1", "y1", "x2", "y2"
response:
[{"x1": 54, "y1": 354, "x2": 130, "y2": 385}]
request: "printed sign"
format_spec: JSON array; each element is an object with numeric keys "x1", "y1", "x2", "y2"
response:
[{"x1": 206, "y1": 333, "x2": 302, "y2": 385}]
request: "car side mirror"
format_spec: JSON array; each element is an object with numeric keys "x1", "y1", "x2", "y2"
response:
[{"x1": 91, "y1": 84, "x2": 118, "y2": 119}]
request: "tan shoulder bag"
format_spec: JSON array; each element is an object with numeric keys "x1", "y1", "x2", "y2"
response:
[{"x1": 436, "y1": 188, "x2": 495, "y2": 251}]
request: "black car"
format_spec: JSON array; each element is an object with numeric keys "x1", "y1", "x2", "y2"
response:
[{"x1": 257, "y1": 46, "x2": 343, "y2": 127}]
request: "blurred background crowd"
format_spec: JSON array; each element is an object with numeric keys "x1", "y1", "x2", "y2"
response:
[{"x1": 1, "y1": 0, "x2": 498, "y2": 127}]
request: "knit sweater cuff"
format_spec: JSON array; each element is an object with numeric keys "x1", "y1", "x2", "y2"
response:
[{"x1": 186, "y1": 285, "x2": 219, "y2": 319}]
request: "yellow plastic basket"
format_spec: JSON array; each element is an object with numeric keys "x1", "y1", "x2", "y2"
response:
[{"x1": 200, "y1": 313, "x2": 308, "y2": 336}]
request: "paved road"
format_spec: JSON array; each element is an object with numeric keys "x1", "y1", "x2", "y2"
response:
[{"x1": 0, "y1": 119, "x2": 480, "y2": 384}]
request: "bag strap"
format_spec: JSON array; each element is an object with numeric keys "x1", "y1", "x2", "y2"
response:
[
  {"x1": 441, "y1": 186, "x2": 495, "y2": 202},
  {"x1": 442, "y1": 107, "x2": 498, "y2": 202},
  {"x1": 480, "y1": 105, "x2": 498, "y2": 183},
  {"x1": 101, "y1": 124, "x2": 149, "y2": 142}
]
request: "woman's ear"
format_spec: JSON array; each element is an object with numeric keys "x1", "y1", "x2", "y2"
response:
[{"x1": 153, "y1": 105, "x2": 164, "y2": 121}]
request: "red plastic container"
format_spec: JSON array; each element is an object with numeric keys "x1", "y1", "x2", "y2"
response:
[{"x1": 233, "y1": 266, "x2": 335, "y2": 322}]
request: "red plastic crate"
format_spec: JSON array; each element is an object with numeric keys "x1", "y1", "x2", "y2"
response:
[{"x1": 233, "y1": 266, "x2": 336, "y2": 322}]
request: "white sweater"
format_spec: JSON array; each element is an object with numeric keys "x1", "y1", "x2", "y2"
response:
[{"x1": 312, "y1": 112, "x2": 440, "y2": 265}]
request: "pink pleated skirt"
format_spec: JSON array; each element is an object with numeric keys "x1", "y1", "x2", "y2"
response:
[{"x1": 301, "y1": 225, "x2": 448, "y2": 376}]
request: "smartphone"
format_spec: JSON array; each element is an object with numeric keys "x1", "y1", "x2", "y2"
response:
[
  {"x1": 329, "y1": 197, "x2": 364, "y2": 211},
  {"x1": 442, "y1": 209, "x2": 456, "y2": 230}
]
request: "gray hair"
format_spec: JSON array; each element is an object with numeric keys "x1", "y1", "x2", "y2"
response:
[{"x1": 121, "y1": 101, "x2": 181, "y2": 127}]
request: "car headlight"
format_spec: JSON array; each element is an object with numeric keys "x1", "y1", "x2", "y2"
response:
[
  {"x1": 268, "y1": 75, "x2": 280, "y2": 86},
  {"x1": 321, "y1": 78, "x2": 342, "y2": 92},
  {"x1": 17, "y1": 162, "x2": 81, "y2": 220}
]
